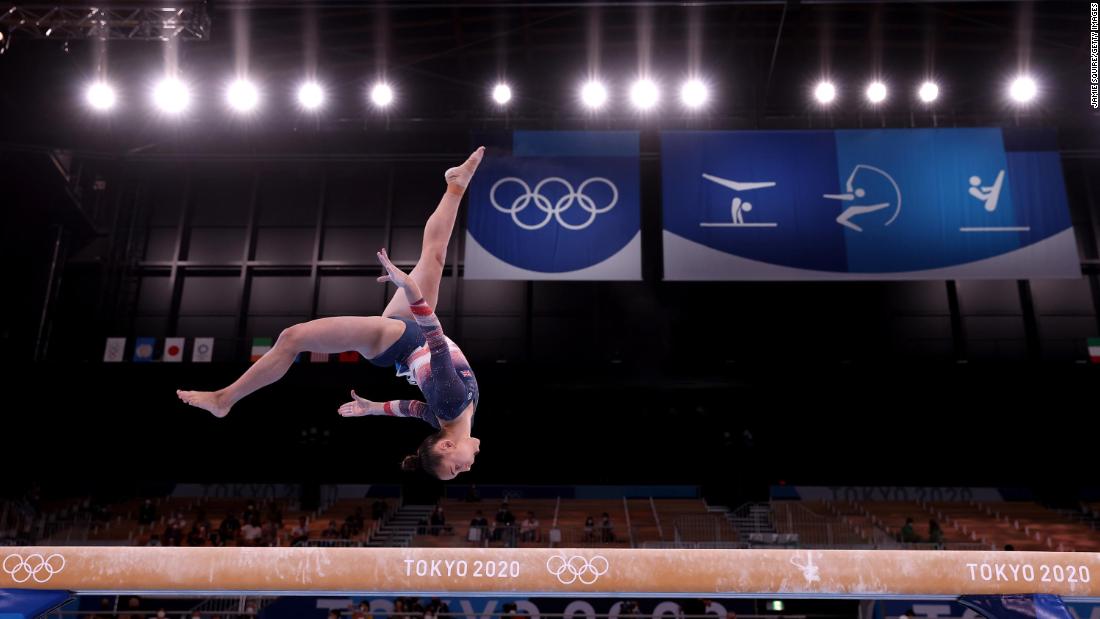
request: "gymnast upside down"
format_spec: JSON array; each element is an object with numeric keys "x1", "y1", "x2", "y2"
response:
[{"x1": 177, "y1": 147, "x2": 485, "y2": 480}]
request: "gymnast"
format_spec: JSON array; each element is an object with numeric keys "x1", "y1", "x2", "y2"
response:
[{"x1": 177, "y1": 147, "x2": 485, "y2": 480}]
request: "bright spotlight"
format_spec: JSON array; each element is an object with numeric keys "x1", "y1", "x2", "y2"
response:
[
  {"x1": 86, "y1": 82, "x2": 116, "y2": 111},
  {"x1": 814, "y1": 81, "x2": 837, "y2": 105},
  {"x1": 492, "y1": 83, "x2": 512, "y2": 105},
  {"x1": 680, "y1": 79, "x2": 709, "y2": 109},
  {"x1": 630, "y1": 78, "x2": 659, "y2": 111},
  {"x1": 866, "y1": 81, "x2": 887, "y2": 104},
  {"x1": 152, "y1": 77, "x2": 190, "y2": 114},
  {"x1": 226, "y1": 79, "x2": 259, "y2": 112},
  {"x1": 580, "y1": 80, "x2": 608, "y2": 110},
  {"x1": 297, "y1": 82, "x2": 324, "y2": 110},
  {"x1": 1009, "y1": 76, "x2": 1037, "y2": 103},
  {"x1": 370, "y1": 82, "x2": 394, "y2": 108},
  {"x1": 918, "y1": 81, "x2": 940, "y2": 103}
]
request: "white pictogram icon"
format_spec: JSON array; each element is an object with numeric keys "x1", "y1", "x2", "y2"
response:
[
  {"x1": 823, "y1": 164, "x2": 902, "y2": 232},
  {"x1": 699, "y1": 173, "x2": 779, "y2": 228}
]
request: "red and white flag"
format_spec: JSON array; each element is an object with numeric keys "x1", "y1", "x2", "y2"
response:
[{"x1": 163, "y1": 337, "x2": 185, "y2": 362}]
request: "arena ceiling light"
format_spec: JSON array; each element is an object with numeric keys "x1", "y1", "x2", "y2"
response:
[
  {"x1": 370, "y1": 82, "x2": 394, "y2": 108},
  {"x1": 580, "y1": 79, "x2": 608, "y2": 110},
  {"x1": 680, "y1": 78, "x2": 709, "y2": 109},
  {"x1": 629, "y1": 78, "x2": 660, "y2": 111},
  {"x1": 1009, "y1": 75, "x2": 1038, "y2": 104},
  {"x1": 492, "y1": 83, "x2": 512, "y2": 106},
  {"x1": 85, "y1": 82, "x2": 117, "y2": 112},
  {"x1": 152, "y1": 76, "x2": 191, "y2": 114},
  {"x1": 917, "y1": 81, "x2": 940, "y2": 104},
  {"x1": 865, "y1": 80, "x2": 888, "y2": 105},
  {"x1": 814, "y1": 81, "x2": 837, "y2": 105},
  {"x1": 226, "y1": 78, "x2": 259, "y2": 113},
  {"x1": 297, "y1": 81, "x2": 324, "y2": 111}
]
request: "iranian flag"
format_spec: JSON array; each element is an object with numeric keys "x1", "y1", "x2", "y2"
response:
[
  {"x1": 1090, "y1": 338, "x2": 1100, "y2": 364},
  {"x1": 251, "y1": 337, "x2": 273, "y2": 362},
  {"x1": 163, "y1": 337, "x2": 185, "y2": 362}
]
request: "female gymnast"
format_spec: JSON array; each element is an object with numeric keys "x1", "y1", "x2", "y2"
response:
[{"x1": 176, "y1": 147, "x2": 485, "y2": 480}]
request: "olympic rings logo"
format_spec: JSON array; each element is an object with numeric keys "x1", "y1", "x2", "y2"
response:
[
  {"x1": 489, "y1": 177, "x2": 619, "y2": 231},
  {"x1": 546, "y1": 554, "x2": 609, "y2": 585},
  {"x1": 3, "y1": 553, "x2": 66, "y2": 584}
]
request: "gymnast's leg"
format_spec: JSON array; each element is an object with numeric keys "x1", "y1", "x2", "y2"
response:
[{"x1": 176, "y1": 316, "x2": 405, "y2": 418}]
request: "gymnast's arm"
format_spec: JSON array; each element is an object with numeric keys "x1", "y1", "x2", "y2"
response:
[
  {"x1": 338, "y1": 390, "x2": 440, "y2": 430},
  {"x1": 376, "y1": 247, "x2": 458, "y2": 375}
]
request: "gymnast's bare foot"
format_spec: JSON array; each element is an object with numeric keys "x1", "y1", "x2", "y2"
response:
[
  {"x1": 176, "y1": 389, "x2": 231, "y2": 418},
  {"x1": 444, "y1": 146, "x2": 485, "y2": 190}
]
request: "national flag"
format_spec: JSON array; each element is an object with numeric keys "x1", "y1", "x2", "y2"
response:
[
  {"x1": 163, "y1": 337, "x2": 185, "y2": 362},
  {"x1": 192, "y1": 337, "x2": 214, "y2": 363},
  {"x1": 103, "y1": 337, "x2": 126, "y2": 362},
  {"x1": 133, "y1": 337, "x2": 156, "y2": 363},
  {"x1": 251, "y1": 337, "x2": 273, "y2": 362},
  {"x1": 338, "y1": 351, "x2": 359, "y2": 363},
  {"x1": 1089, "y1": 338, "x2": 1100, "y2": 364},
  {"x1": 310, "y1": 352, "x2": 330, "y2": 363}
]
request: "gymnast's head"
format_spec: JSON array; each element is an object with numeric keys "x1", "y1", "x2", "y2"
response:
[{"x1": 402, "y1": 432, "x2": 481, "y2": 480}]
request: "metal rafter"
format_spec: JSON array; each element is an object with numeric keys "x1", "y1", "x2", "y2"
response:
[{"x1": 1, "y1": 4, "x2": 210, "y2": 41}]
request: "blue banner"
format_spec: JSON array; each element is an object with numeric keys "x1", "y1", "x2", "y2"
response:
[
  {"x1": 661, "y1": 129, "x2": 1079, "y2": 280},
  {"x1": 465, "y1": 131, "x2": 641, "y2": 280}
]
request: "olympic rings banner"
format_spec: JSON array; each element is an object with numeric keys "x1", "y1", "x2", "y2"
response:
[
  {"x1": 465, "y1": 131, "x2": 641, "y2": 280},
  {"x1": 661, "y1": 128, "x2": 1080, "y2": 280}
]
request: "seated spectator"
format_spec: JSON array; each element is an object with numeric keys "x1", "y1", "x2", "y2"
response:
[
  {"x1": 928, "y1": 519, "x2": 944, "y2": 546},
  {"x1": 351, "y1": 602, "x2": 372, "y2": 619},
  {"x1": 583, "y1": 515, "x2": 595, "y2": 542},
  {"x1": 261, "y1": 519, "x2": 279, "y2": 546},
  {"x1": 345, "y1": 507, "x2": 365, "y2": 538},
  {"x1": 187, "y1": 524, "x2": 209, "y2": 547},
  {"x1": 599, "y1": 512, "x2": 615, "y2": 543},
  {"x1": 468, "y1": 510, "x2": 489, "y2": 544},
  {"x1": 322, "y1": 520, "x2": 341, "y2": 539},
  {"x1": 118, "y1": 596, "x2": 142, "y2": 619},
  {"x1": 240, "y1": 517, "x2": 263, "y2": 546},
  {"x1": 899, "y1": 517, "x2": 921, "y2": 543},
  {"x1": 242, "y1": 502, "x2": 257, "y2": 525},
  {"x1": 219, "y1": 512, "x2": 241, "y2": 545},
  {"x1": 290, "y1": 516, "x2": 310, "y2": 546},
  {"x1": 520, "y1": 511, "x2": 540, "y2": 542},
  {"x1": 493, "y1": 503, "x2": 515, "y2": 541},
  {"x1": 138, "y1": 500, "x2": 157, "y2": 526},
  {"x1": 429, "y1": 505, "x2": 447, "y2": 535},
  {"x1": 371, "y1": 500, "x2": 389, "y2": 521}
]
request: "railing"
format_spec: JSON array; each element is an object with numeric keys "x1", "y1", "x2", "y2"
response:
[
  {"x1": 621, "y1": 496, "x2": 635, "y2": 548},
  {"x1": 649, "y1": 497, "x2": 664, "y2": 541},
  {"x1": 672, "y1": 515, "x2": 738, "y2": 543},
  {"x1": 547, "y1": 526, "x2": 633, "y2": 547}
]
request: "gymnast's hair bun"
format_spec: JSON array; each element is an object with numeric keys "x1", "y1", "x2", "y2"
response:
[{"x1": 401, "y1": 454, "x2": 420, "y2": 472}]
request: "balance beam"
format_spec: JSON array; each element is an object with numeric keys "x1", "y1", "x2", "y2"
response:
[{"x1": 3, "y1": 547, "x2": 1099, "y2": 599}]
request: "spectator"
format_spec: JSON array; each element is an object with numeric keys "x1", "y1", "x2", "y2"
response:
[
  {"x1": 371, "y1": 500, "x2": 389, "y2": 521},
  {"x1": 290, "y1": 516, "x2": 310, "y2": 546},
  {"x1": 242, "y1": 502, "x2": 257, "y2": 525},
  {"x1": 427, "y1": 598, "x2": 449, "y2": 618},
  {"x1": 430, "y1": 505, "x2": 447, "y2": 535},
  {"x1": 266, "y1": 502, "x2": 283, "y2": 528},
  {"x1": 494, "y1": 503, "x2": 515, "y2": 541},
  {"x1": 89, "y1": 596, "x2": 114, "y2": 619},
  {"x1": 187, "y1": 524, "x2": 209, "y2": 547},
  {"x1": 899, "y1": 518, "x2": 921, "y2": 543},
  {"x1": 322, "y1": 520, "x2": 341, "y2": 539},
  {"x1": 118, "y1": 596, "x2": 142, "y2": 619},
  {"x1": 219, "y1": 512, "x2": 241, "y2": 545},
  {"x1": 261, "y1": 518, "x2": 279, "y2": 546},
  {"x1": 138, "y1": 500, "x2": 157, "y2": 526},
  {"x1": 468, "y1": 510, "x2": 489, "y2": 544},
  {"x1": 520, "y1": 511, "x2": 540, "y2": 542},
  {"x1": 352, "y1": 602, "x2": 372, "y2": 619},
  {"x1": 599, "y1": 512, "x2": 615, "y2": 543},
  {"x1": 583, "y1": 516, "x2": 595, "y2": 542},
  {"x1": 928, "y1": 519, "x2": 944, "y2": 546},
  {"x1": 346, "y1": 507, "x2": 365, "y2": 538},
  {"x1": 619, "y1": 601, "x2": 640, "y2": 619},
  {"x1": 240, "y1": 517, "x2": 263, "y2": 546}
]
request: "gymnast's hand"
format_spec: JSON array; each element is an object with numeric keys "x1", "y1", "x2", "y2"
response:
[
  {"x1": 376, "y1": 247, "x2": 423, "y2": 300},
  {"x1": 338, "y1": 389, "x2": 376, "y2": 417}
]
